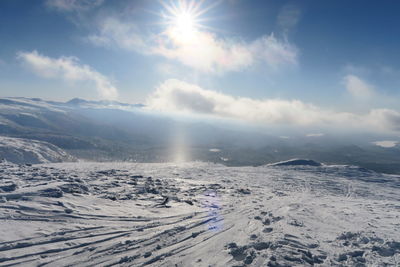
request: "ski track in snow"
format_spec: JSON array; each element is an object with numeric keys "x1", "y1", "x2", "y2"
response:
[{"x1": 0, "y1": 161, "x2": 399, "y2": 266}]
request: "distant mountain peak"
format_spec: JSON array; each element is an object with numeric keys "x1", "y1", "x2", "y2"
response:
[
  {"x1": 66, "y1": 98, "x2": 90, "y2": 105},
  {"x1": 268, "y1": 159, "x2": 322, "y2": 167}
]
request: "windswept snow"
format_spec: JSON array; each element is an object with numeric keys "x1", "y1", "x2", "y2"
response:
[
  {"x1": 0, "y1": 161, "x2": 399, "y2": 266},
  {"x1": 0, "y1": 136, "x2": 76, "y2": 164}
]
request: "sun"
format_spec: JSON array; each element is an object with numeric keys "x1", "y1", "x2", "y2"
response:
[
  {"x1": 174, "y1": 11, "x2": 196, "y2": 36},
  {"x1": 160, "y1": 0, "x2": 207, "y2": 42}
]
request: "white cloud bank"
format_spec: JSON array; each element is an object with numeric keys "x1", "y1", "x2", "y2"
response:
[
  {"x1": 17, "y1": 51, "x2": 118, "y2": 99},
  {"x1": 88, "y1": 18, "x2": 297, "y2": 73},
  {"x1": 146, "y1": 79, "x2": 400, "y2": 133}
]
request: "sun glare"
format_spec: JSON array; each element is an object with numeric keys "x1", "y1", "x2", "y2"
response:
[
  {"x1": 174, "y1": 11, "x2": 196, "y2": 36},
  {"x1": 161, "y1": 0, "x2": 210, "y2": 42}
]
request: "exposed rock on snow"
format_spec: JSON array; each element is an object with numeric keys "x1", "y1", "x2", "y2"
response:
[
  {"x1": 0, "y1": 162, "x2": 399, "y2": 266},
  {"x1": 0, "y1": 136, "x2": 76, "y2": 164}
]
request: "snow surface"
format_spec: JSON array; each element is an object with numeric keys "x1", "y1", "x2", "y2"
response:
[
  {"x1": 0, "y1": 161, "x2": 399, "y2": 266},
  {"x1": 0, "y1": 136, "x2": 76, "y2": 164}
]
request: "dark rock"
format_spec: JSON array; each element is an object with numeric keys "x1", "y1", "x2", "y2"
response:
[
  {"x1": 230, "y1": 245, "x2": 248, "y2": 261},
  {"x1": 252, "y1": 242, "x2": 270, "y2": 250},
  {"x1": 337, "y1": 232, "x2": 359, "y2": 240},
  {"x1": 184, "y1": 200, "x2": 194, "y2": 205},
  {"x1": 39, "y1": 188, "x2": 63, "y2": 198},
  {"x1": 348, "y1": 250, "x2": 364, "y2": 258},
  {"x1": 337, "y1": 254, "x2": 347, "y2": 262},
  {"x1": 244, "y1": 254, "x2": 254, "y2": 264},
  {"x1": 372, "y1": 246, "x2": 396, "y2": 257},
  {"x1": 263, "y1": 227, "x2": 273, "y2": 233},
  {"x1": 59, "y1": 183, "x2": 89, "y2": 194},
  {"x1": 263, "y1": 218, "x2": 271, "y2": 225},
  {"x1": 64, "y1": 208, "x2": 73, "y2": 214},
  {"x1": 237, "y1": 188, "x2": 251, "y2": 194},
  {"x1": 0, "y1": 183, "x2": 17, "y2": 192},
  {"x1": 191, "y1": 232, "x2": 200, "y2": 238},
  {"x1": 227, "y1": 242, "x2": 238, "y2": 249}
]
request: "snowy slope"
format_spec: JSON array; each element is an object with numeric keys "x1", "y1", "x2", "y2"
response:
[
  {"x1": 0, "y1": 136, "x2": 76, "y2": 164},
  {"x1": 0, "y1": 161, "x2": 399, "y2": 266}
]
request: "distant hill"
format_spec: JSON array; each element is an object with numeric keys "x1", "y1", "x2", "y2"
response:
[
  {"x1": 0, "y1": 97, "x2": 400, "y2": 174},
  {"x1": 0, "y1": 136, "x2": 76, "y2": 164},
  {"x1": 268, "y1": 159, "x2": 322, "y2": 167}
]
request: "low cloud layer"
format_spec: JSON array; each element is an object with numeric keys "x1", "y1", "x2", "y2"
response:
[
  {"x1": 17, "y1": 51, "x2": 118, "y2": 99},
  {"x1": 88, "y1": 18, "x2": 297, "y2": 73},
  {"x1": 147, "y1": 79, "x2": 400, "y2": 133}
]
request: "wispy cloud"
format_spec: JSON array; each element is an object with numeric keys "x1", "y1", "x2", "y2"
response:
[
  {"x1": 306, "y1": 133, "x2": 324, "y2": 137},
  {"x1": 146, "y1": 79, "x2": 400, "y2": 133},
  {"x1": 17, "y1": 50, "x2": 118, "y2": 99},
  {"x1": 46, "y1": 0, "x2": 104, "y2": 12},
  {"x1": 344, "y1": 74, "x2": 375, "y2": 100},
  {"x1": 277, "y1": 4, "x2": 302, "y2": 35},
  {"x1": 88, "y1": 18, "x2": 297, "y2": 73},
  {"x1": 87, "y1": 18, "x2": 146, "y2": 52},
  {"x1": 153, "y1": 29, "x2": 297, "y2": 73}
]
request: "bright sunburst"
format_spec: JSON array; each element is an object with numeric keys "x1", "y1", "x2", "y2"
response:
[
  {"x1": 173, "y1": 11, "x2": 196, "y2": 36},
  {"x1": 161, "y1": 0, "x2": 210, "y2": 42}
]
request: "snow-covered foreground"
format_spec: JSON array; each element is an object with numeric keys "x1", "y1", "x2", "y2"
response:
[{"x1": 0, "y1": 161, "x2": 399, "y2": 266}]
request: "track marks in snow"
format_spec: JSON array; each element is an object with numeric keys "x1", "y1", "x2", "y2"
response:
[{"x1": 0, "y1": 161, "x2": 399, "y2": 266}]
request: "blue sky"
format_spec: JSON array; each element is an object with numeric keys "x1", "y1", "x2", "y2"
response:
[{"x1": 1, "y1": 0, "x2": 400, "y2": 133}]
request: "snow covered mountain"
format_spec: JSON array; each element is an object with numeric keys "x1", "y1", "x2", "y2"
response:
[
  {"x1": 0, "y1": 99, "x2": 399, "y2": 265},
  {"x1": 1, "y1": 97, "x2": 400, "y2": 174},
  {"x1": 0, "y1": 136, "x2": 75, "y2": 164},
  {"x1": 0, "y1": 161, "x2": 398, "y2": 266}
]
